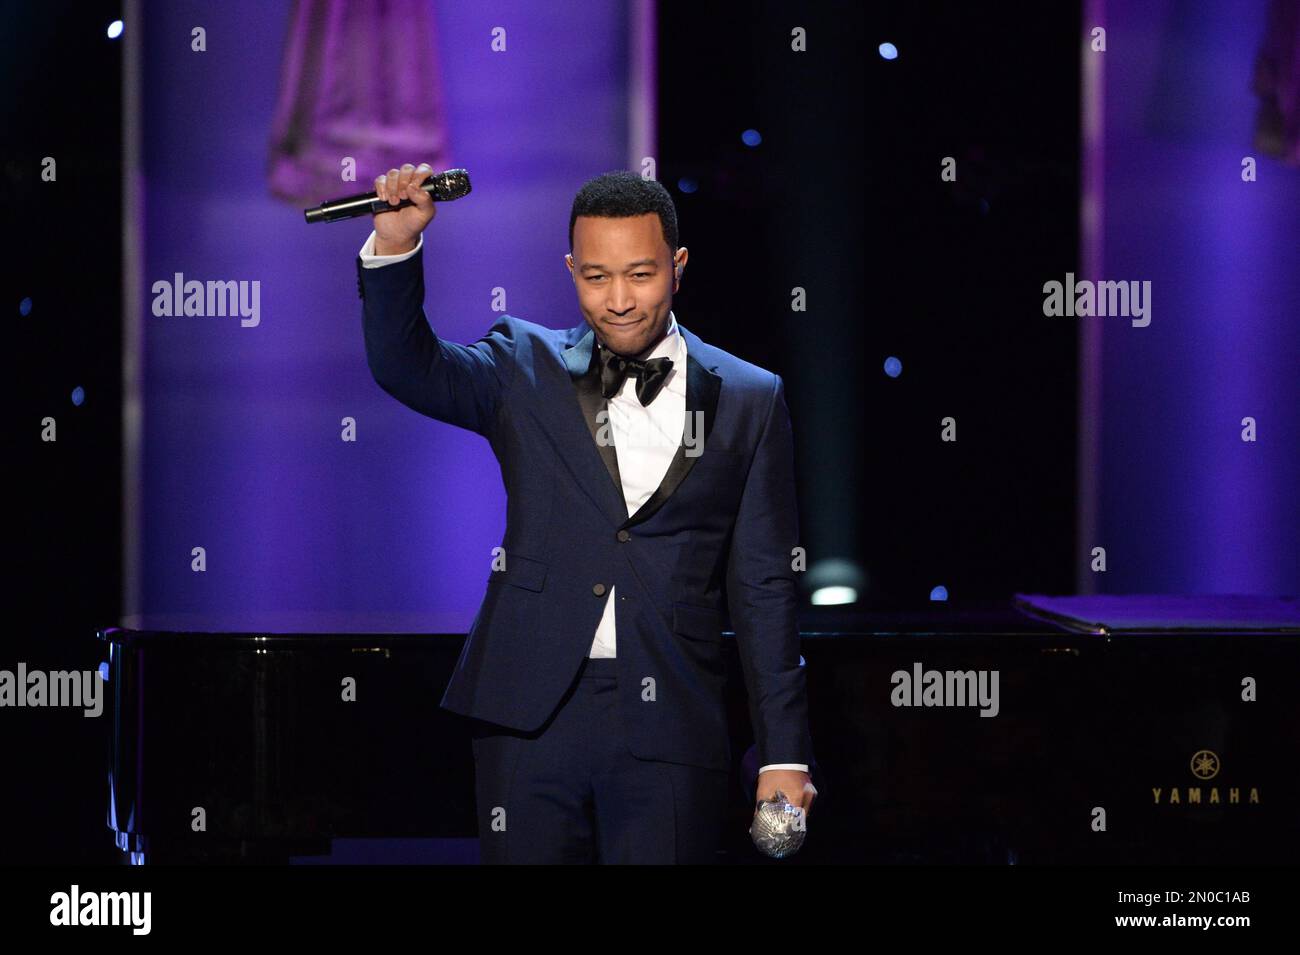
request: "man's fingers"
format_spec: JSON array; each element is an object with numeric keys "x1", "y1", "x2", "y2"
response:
[
  {"x1": 407, "y1": 163, "x2": 434, "y2": 205},
  {"x1": 396, "y1": 162, "x2": 416, "y2": 196},
  {"x1": 377, "y1": 163, "x2": 434, "y2": 207}
]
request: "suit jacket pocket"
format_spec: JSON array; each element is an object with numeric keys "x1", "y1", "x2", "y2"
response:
[
  {"x1": 491, "y1": 553, "x2": 548, "y2": 592},
  {"x1": 673, "y1": 601, "x2": 725, "y2": 643}
]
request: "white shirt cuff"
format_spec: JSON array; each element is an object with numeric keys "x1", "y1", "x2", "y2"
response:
[
  {"x1": 758, "y1": 763, "x2": 809, "y2": 774},
  {"x1": 359, "y1": 230, "x2": 423, "y2": 268}
]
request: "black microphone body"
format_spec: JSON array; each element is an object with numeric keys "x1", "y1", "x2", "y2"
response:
[{"x1": 303, "y1": 168, "x2": 471, "y2": 223}]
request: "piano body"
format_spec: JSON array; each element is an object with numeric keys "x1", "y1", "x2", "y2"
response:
[{"x1": 98, "y1": 597, "x2": 1299, "y2": 864}]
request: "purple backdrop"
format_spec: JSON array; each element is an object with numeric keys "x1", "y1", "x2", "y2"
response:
[
  {"x1": 135, "y1": 0, "x2": 635, "y2": 629},
  {"x1": 1095, "y1": 0, "x2": 1300, "y2": 596}
]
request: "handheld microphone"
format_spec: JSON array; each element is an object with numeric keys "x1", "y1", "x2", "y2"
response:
[{"x1": 303, "y1": 168, "x2": 472, "y2": 223}]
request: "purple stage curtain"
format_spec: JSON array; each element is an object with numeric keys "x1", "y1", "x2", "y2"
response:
[
  {"x1": 1253, "y1": 0, "x2": 1300, "y2": 165},
  {"x1": 267, "y1": 0, "x2": 452, "y2": 203}
]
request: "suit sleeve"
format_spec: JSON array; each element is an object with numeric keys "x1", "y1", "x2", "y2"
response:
[
  {"x1": 358, "y1": 246, "x2": 518, "y2": 436},
  {"x1": 725, "y1": 374, "x2": 815, "y2": 770}
]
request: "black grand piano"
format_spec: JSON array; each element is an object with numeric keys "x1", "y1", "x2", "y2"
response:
[{"x1": 97, "y1": 595, "x2": 1299, "y2": 864}]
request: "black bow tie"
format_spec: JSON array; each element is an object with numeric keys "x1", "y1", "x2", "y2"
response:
[{"x1": 598, "y1": 344, "x2": 674, "y2": 406}]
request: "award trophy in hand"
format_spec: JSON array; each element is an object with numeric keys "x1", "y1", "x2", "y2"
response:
[{"x1": 749, "y1": 788, "x2": 807, "y2": 858}]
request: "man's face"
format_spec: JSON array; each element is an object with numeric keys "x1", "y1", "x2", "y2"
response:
[{"x1": 566, "y1": 213, "x2": 687, "y2": 359}]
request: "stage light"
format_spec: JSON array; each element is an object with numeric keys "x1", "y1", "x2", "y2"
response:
[
  {"x1": 884, "y1": 356, "x2": 902, "y2": 377},
  {"x1": 811, "y1": 585, "x2": 858, "y2": 606},
  {"x1": 807, "y1": 558, "x2": 867, "y2": 605},
  {"x1": 930, "y1": 585, "x2": 949, "y2": 601},
  {"x1": 878, "y1": 42, "x2": 898, "y2": 60},
  {"x1": 72, "y1": 386, "x2": 85, "y2": 406},
  {"x1": 107, "y1": 20, "x2": 124, "y2": 39},
  {"x1": 19, "y1": 296, "x2": 32, "y2": 316},
  {"x1": 676, "y1": 177, "x2": 698, "y2": 194},
  {"x1": 741, "y1": 129, "x2": 762, "y2": 147}
]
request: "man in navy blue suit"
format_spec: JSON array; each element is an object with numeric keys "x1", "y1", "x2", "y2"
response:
[{"x1": 358, "y1": 163, "x2": 815, "y2": 863}]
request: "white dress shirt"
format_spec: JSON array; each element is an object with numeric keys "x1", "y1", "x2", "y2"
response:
[{"x1": 360, "y1": 232, "x2": 808, "y2": 776}]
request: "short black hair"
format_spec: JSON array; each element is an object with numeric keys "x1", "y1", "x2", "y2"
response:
[{"x1": 568, "y1": 170, "x2": 679, "y2": 258}]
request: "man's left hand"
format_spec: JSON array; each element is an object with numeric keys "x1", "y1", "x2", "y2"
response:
[{"x1": 755, "y1": 769, "x2": 816, "y2": 819}]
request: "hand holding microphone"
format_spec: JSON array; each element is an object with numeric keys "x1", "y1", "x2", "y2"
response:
[
  {"x1": 302, "y1": 163, "x2": 471, "y2": 255},
  {"x1": 371, "y1": 163, "x2": 440, "y2": 255}
]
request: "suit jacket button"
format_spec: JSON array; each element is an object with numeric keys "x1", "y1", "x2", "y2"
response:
[
  {"x1": 617, "y1": 529, "x2": 630, "y2": 542},
  {"x1": 592, "y1": 583, "x2": 606, "y2": 596}
]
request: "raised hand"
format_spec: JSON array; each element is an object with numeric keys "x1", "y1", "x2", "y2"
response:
[{"x1": 372, "y1": 162, "x2": 438, "y2": 255}]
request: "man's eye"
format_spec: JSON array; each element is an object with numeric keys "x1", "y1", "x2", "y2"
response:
[
  {"x1": 632, "y1": 273, "x2": 651, "y2": 278},
  {"x1": 586, "y1": 275, "x2": 605, "y2": 281}
]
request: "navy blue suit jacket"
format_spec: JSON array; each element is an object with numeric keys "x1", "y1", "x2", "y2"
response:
[{"x1": 358, "y1": 251, "x2": 814, "y2": 772}]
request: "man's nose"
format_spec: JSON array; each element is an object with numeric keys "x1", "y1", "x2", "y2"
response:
[{"x1": 605, "y1": 278, "x2": 636, "y2": 314}]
